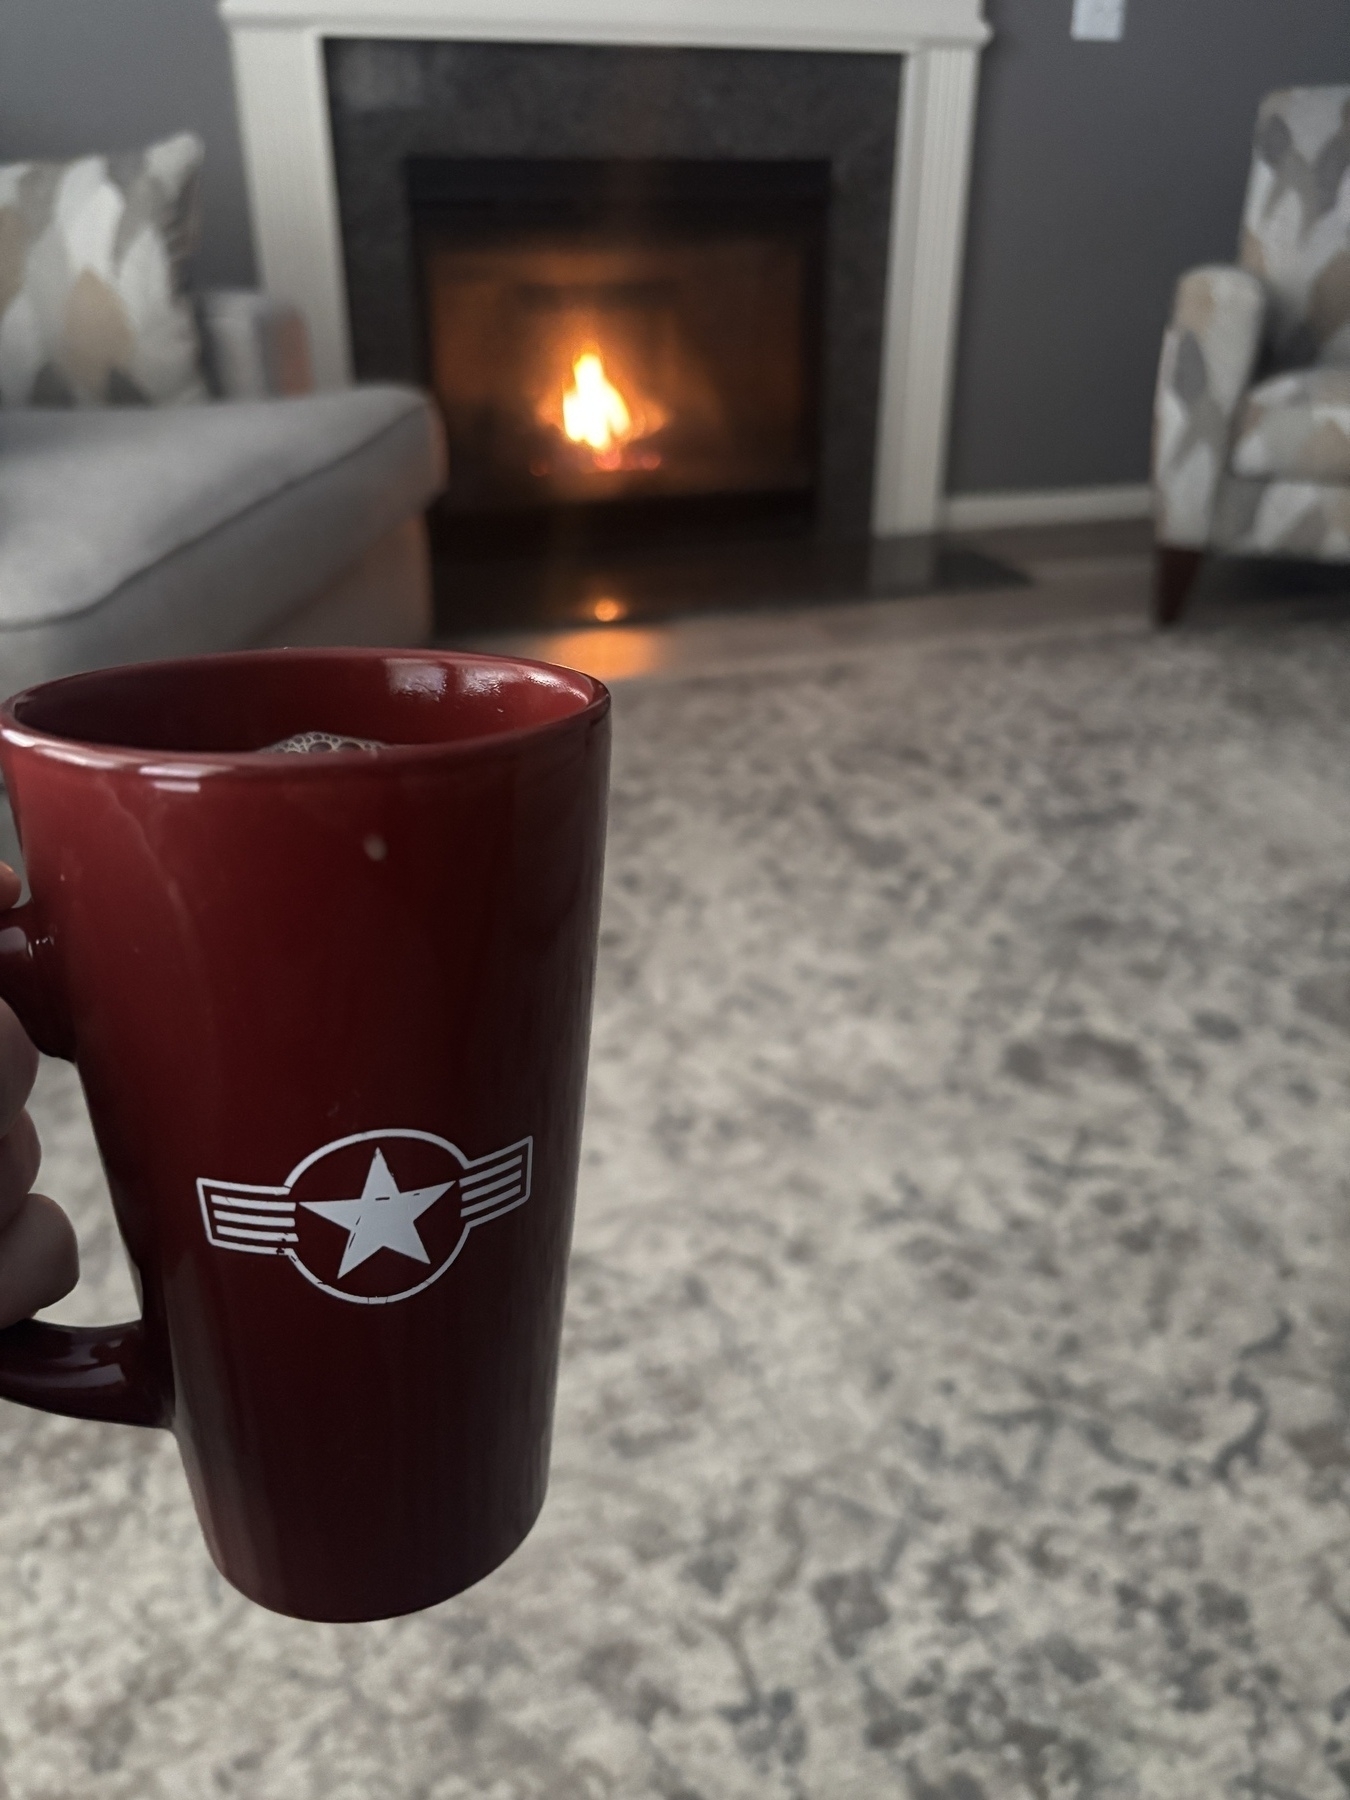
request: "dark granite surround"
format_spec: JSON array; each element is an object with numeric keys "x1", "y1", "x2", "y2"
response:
[{"x1": 325, "y1": 40, "x2": 902, "y2": 541}]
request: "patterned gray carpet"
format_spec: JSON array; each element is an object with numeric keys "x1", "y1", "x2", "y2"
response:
[{"x1": 5, "y1": 614, "x2": 1350, "y2": 1799}]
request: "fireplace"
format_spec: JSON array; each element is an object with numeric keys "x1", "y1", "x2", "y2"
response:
[
  {"x1": 411, "y1": 159, "x2": 826, "y2": 526},
  {"x1": 323, "y1": 40, "x2": 907, "y2": 553},
  {"x1": 221, "y1": 4, "x2": 991, "y2": 552},
  {"x1": 241, "y1": 26, "x2": 1002, "y2": 628}
]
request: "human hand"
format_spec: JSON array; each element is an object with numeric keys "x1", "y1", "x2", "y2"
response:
[{"x1": 0, "y1": 863, "x2": 78, "y2": 1329}]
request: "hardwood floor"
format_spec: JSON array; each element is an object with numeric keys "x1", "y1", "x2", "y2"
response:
[{"x1": 445, "y1": 519, "x2": 1157, "y2": 683}]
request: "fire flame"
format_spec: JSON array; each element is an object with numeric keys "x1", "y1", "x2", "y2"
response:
[
  {"x1": 545, "y1": 348, "x2": 665, "y2": 471},
  {"x1": 562, "y1": 351, "x2": 632, "y2": 454}
]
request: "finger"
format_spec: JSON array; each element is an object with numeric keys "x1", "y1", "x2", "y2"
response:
[
  {"x1": 0, "y1": 1192, "x2": 79, "y2": 1329},
  {"x1": 0, "y1": 998, "x2": 38, "y2": 1139},
  {"x1": 0, "y1": 1111, "x2": 41, "y2": 1235},
  {"x1": 0, "y1": 863, "x2": 19, "y2": 911}
]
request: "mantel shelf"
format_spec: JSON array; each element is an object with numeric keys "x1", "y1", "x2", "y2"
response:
[{"x1": 219, "y1": 0, "x2": 991, "y2": 53}]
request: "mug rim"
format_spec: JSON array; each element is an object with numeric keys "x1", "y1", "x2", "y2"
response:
[{"x1": 0, "y1": 647, "x2": 610, "y2": 775}]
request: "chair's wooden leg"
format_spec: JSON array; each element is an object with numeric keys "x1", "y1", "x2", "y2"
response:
[{"x1": 1153, "y1": 546, "x2": 1203, "y2": 628}]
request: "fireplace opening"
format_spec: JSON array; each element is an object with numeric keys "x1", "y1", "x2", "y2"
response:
[
  {"x1": 327, "y1": 46, "x2": 1026, "y2": 636},
  {"x1": 393, "y1": 147, "x2": 1021, "y2": 632},
  {"x1": 409, "y1": 158, "x2": 827, "y2": 555}
]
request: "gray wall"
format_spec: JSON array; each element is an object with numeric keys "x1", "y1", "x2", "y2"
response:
[
  {"x1": 1, "y1": 0, "x2": 1346, "y2": 497},
  {"x1": 948, "y1": 0, "x2": 1350, "y2": 494}
]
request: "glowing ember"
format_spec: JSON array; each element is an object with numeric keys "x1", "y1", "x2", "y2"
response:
[{"x1": 544, "y1": 348, "x2": 666, "y2": 472}]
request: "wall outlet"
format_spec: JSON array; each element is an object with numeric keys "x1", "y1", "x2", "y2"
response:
[{"x1": 1071, "y1": 0, "x2": 1127, "y2": 40}]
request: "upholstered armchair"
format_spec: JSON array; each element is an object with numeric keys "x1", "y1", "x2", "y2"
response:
[{"x1": 1152, "y1": 86, "x2": 1350, "y2": 624}]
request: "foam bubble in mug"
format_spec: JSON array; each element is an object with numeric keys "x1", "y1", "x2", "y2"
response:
[{"x1": 260, "y1": 731, "x2": 387, "y2": 754}]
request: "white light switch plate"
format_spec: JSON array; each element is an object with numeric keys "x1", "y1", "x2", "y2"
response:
[{"x1": 1072, "y1": 0, "x2": 1126, "y2": 39}]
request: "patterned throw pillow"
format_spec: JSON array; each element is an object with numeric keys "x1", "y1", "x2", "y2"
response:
[{"x1": 0, "y1": 132, "x2": 207, "y2": 407}]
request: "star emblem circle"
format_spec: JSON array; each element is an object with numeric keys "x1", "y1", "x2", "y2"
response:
[
  {"x1": 198, "y1": 1127, "x2": 534, "y2": 1306},
  {"x1": 285, "y1": 1131, "x2": 471, "y2": 1304}
]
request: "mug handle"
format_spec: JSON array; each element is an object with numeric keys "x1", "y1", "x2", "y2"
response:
[{"x1": 0, "y1": 903, "x2": 168, "y2": 1428}]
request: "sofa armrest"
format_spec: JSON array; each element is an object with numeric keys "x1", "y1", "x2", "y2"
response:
[
  {"x1": 197, "y1": 290, "x2": 314, "y2": 399},
  {"x1": 1152, "y1": 266, "x2": 1266, "y2": 549}
]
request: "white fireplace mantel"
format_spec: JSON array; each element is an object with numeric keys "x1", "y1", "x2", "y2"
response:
[{"x1": 220, "y1": 0, "x2": 991, "y2": 533}]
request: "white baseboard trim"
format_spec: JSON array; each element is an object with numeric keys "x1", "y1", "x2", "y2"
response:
[{"x1": 940, "y1": 483, "x2": 1153, "y2": 532}]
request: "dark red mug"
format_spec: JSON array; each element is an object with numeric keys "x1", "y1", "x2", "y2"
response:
[{"x1": 0, "y1": 649, "x2": 609, "y2": 1621}]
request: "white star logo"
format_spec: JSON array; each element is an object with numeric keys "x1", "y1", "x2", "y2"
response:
[
  {"x1": 300, "y1": 1148, "x2": 454, "y2": 1279},
  {"x1": 199, "y1": 1128, "x2": 534, "y2": 1304}
]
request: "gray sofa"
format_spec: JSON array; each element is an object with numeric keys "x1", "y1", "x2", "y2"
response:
[{"x1": 0, "y1": 291, "x2": 447, "y2": 696}]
